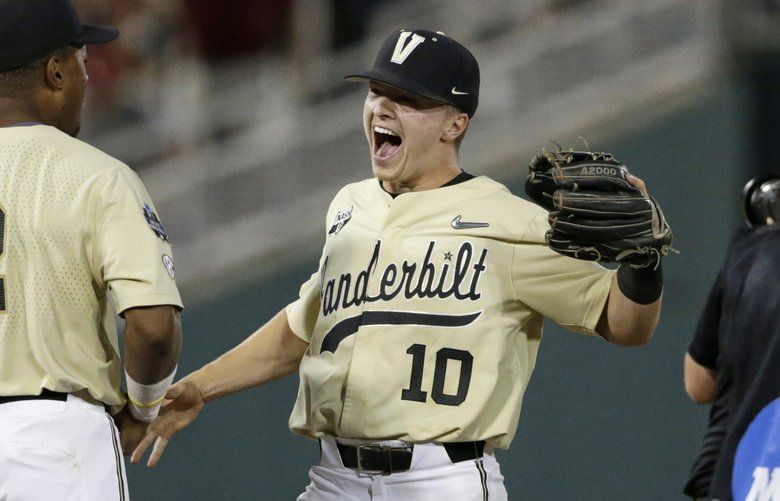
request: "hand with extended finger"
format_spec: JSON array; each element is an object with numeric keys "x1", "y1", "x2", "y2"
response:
[{"x1": 130, "y1": 378, "x2": 206, "y2": 467}]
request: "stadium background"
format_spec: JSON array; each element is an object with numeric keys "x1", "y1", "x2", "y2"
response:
[{"x1": 71, "y1": 0, "x2": 779, "y2": 499}]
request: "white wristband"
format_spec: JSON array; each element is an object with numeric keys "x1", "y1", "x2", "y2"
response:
[{"x1": 125, "y1": 365, "x2": 177, "y2": 423}]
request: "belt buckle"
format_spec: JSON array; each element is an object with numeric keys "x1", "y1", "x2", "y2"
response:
[
  {"x1": 356, "y1": 443, "x2": 413, "y2": 476},
  {"x1": 356, "y1": 444, "x2": 386, "y2": 476}
]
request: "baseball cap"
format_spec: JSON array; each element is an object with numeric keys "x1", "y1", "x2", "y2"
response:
[
  {"x1": 0, "y1": 0, "x2": 119, "y2": 72},
  {"x1": 346, "y1": 29, "x2": 480, "y2": 117}
]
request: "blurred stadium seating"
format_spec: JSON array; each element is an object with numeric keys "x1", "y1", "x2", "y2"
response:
[{"x1": 78, "y1": 0, "x2": 725, "y2": 302}]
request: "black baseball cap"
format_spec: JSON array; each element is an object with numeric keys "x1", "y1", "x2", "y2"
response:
[
  {"x1": 346, "y1": 29, "x2": 480, "y2": 117},
  {"x1": 0, "y1": 0, "x2": 119, "y2": 72}
]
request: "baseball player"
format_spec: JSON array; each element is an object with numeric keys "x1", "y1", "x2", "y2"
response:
[
  {"x1": 0, "y1": 1, "x2": 183, "y2": 499},
  {"x1": 132, "y1": 29, "x2": 669, "y2": 499}
]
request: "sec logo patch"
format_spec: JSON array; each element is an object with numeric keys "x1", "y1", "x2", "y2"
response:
[
  {"x1": 733, "y1": 397, "x2": 780, "y2": 500},
  {"x1": 162, "y1": 255, "x2": 175, "y2": 279},
  {"x1": 329, "y1": 207, "x2": 353, "y2": 235}
]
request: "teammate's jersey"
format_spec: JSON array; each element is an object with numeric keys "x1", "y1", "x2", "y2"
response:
[
  {"x1": 0, "y1": 124, "x2": 182, "y2": 410},
  {"x1": 286, "y1": 176, "x2": 614, "y2": 448}
]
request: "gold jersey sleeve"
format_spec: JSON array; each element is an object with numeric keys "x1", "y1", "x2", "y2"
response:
[
  {"x1": 286, "y1": 176, "x2": 613, "y2": 449},
  {"x1": 0, "y1": 125, "x2": 182, "y2": 409}
]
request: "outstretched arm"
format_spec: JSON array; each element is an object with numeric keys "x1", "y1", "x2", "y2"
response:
[
  {"x1": 187, "y1": 308, "x2": 308, "y2": 401},
  {"x1": 131, "y1": 308, "x2": 308, "y2": 466}
]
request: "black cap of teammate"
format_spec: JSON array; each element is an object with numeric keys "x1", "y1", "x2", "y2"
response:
[
  {"x1": 0, "y1": 0, "x2": 118, "y2": 72},
  {"x1": 346, "y1": 29, "x2": 480, "y2": 117}
]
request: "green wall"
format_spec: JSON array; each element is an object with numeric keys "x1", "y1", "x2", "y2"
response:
[{"x1": 127, "y1": 79, "x2": 750, "y2": 500}]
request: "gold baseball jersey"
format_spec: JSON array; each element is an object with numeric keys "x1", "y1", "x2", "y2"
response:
[
  {"x1": 286, "y1": 175, "x2": 615, "y2": 449},
  {"x1": 0, "y1": 124, "x2": 182, "y2": 410}
]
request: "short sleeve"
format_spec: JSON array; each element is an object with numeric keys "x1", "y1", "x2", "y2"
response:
[
  {"x1": 512, "y1": 212, "x2": 614, "y2": 335},
  {"x1": 687, "y1": 270, "x2": 723, "y2": 370},
  {"x1": 286, "y1": 188, "x2": 351, "y2": 343},
  {"x1": 286, "y1": 263, "x2": 322, "y2": 343},
  {"x1": 91, "y1": 167, "x2": 183, "y2": 313}
]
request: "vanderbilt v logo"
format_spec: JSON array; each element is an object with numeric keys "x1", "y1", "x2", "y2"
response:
[{"x1": 391, "y1": 31, "x2": 425, "y2": 64}]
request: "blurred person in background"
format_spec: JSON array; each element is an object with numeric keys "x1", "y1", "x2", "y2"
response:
[
  {"x1": 684, "y1": 176, "x2": 780, "y2": 500},
  {"x1": 0, "y1": 0, "x2": 183, "y2": 499},
  {"x1": 184, "y1": 0, "x2": 292, "y2": 60},
  {"x1": 132, "y1": 28, "x2": 668, "y2": 499},
  {"x1": 71, "y1": 0, "x2": 206, "y2": 160}
]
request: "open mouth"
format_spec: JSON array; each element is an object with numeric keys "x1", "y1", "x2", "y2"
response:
[{"x1": 373, "y1": 125, "x2": 402, "y2": 159}]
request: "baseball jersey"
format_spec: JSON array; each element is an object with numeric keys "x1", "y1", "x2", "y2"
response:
[
  {"x1": 0, "y1": 124, "x2": 182, "y2": 411},
  {"x1": 286, "y1": 175, "x2": 614, "y2": 449}
]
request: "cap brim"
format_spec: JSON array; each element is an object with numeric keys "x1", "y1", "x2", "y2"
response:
[
  {"x1": 74, "y1": 24, "x2": 119, "y2": 45},
  {"x1": 345, "y1": 69, "x2": 450, "y2": 107}
]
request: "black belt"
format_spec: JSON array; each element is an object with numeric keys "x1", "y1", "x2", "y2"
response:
[
  {"x1": 336, "y1": 440, "x2": 486, "y2": 475},
  {"x1": 0, "y1": 389, "x2": 69, "y2": 404}
]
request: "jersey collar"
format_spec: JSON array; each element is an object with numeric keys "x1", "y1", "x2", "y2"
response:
[{"x1": 379, "y1": 170, "x2": 475, "y2": 198}]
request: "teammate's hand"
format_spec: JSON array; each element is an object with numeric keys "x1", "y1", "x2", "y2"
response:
[
  {"x1": 130, "y1": 378, "x2": 205, "y2": 467},
  {"x1": 114, "y1": 405, "x2": 149, "y2": 455}
]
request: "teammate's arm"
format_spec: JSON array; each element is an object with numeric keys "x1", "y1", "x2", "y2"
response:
[
  {"x1": 114, "y1": 305, "x2": 182, "y2": 454},
  {"x1": 130, "y1": 308, "x2": 308, "y2": 467},
  {"x1": 595, "y1": 275, "x2": 661, "y2": 346},
  {"x1": 124, "y1": 305, "x2": 182, "y2": 384}
]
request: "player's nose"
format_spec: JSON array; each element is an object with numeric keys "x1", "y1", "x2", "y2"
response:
[{"x1": 371, "y1": 95, "x2": 395, "y2": 119}]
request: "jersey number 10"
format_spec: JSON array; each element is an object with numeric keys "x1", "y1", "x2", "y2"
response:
[{"x1": 401, "y1": 344, "x2": 473, "y2": 406}]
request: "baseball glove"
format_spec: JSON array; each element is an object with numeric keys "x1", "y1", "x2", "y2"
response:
[{"x1": 524, "y1": 148, "x2": 672, "y2": 269}]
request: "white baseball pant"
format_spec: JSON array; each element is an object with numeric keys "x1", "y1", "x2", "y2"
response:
[{"x1": 0, "y1": 394, "x2": 128, "y2": 501}]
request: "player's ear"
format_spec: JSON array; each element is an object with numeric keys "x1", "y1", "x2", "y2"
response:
[
  {"x1": 441, "y1": 108, "x2": 469, "y2": 144},
  {"x1": 46, "y1": 56, "x2": 64, "y2": 90},
  {"x1": 45, "y1": 53, "x2": 66, "y2": 91}
]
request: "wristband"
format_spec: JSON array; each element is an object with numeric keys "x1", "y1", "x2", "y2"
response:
[
  {"x1": 617, "y1": 263, "x2": 663, "y2": 305},
  {"x1": 125, "y1": 365, "x2": 177, "y2": 423}
]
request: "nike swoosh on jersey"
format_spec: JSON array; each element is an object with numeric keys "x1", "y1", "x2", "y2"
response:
[
  {"x1": 451, "y1": 215, "x2": 489, "y2": 230},
  {"x1": 451, "y1": 87, "x2": 469, "y2": 95}
]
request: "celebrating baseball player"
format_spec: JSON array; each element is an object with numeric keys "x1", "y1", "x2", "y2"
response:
[
  {"x1": 0, "y1": 1, "x2": 183, "y2": 499},
  {"x1": 132, "y1": 29, "x2": 672, "y2": 499}
]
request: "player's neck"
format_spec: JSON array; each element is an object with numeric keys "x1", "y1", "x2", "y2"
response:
[
  {"x1": 0, "y1": 98, "x2": 47, "y2": 128},
  {"x1": 382, "y1": 162, "x2": 463, "y2": 194}
]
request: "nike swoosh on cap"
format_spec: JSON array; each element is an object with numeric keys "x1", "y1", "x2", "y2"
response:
[
  {"x1": 451, "y1": 87, "x2": 469, "y2": 95},
  {"x1": 451, "y1": 215, "x2": 489, "y2": 229}
]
